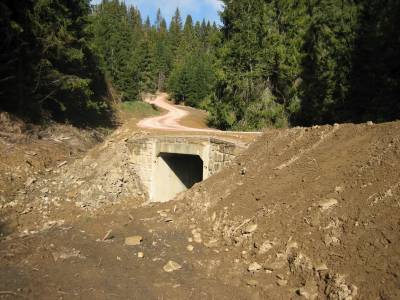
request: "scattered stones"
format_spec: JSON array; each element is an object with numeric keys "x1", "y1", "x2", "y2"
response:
[
  {"x1": 297, "y1": 287, "x2": 311, "y2": 299},
  {"x1": 52, "y1": 247, "x2": 85, "y2": 262},
  {"x1": 137, "y1": 252, "x2": 144, "y2": 258},
  {"x1": 366, "y1": 121, "x2": 374, "y2": 126},
  {"x1": 240, "y1": 167, "x2": 247, "y2": 176},
  {"x1": 25, "y1": 177, "x2": 36, "y2": 187},
  {"x1": 41, "y1": 187, "x2": 49, "y2": 194},
  {"x1": 158, "y1": 211, "x2": 168, "y2": 217},
  {"x1": 243, "y1": 223, "x2": 258, "y2": 234},
  {"x1": 163, "y1": 260, "x2": 182, "y2": 273},
  {"x1": 25, "y1": 151, "x2": 37, "y2": 156},
  {"x1": 248, "y1": 262, "x2": 262, "y2": 272},
  {"x1": 335, "y1": 186, "x2": 344, "y2": 193},
  {"x1": 246, "y1": 279, "x2": 259, "y2": 287},
  {"x1": 297, "y1": 281, "x2": 319, "y2": 300},
  {"x1": 315, "y1": 263, "x2": 328, "y2": 272},
  {"x1": 265, "y1": 260, "x2": 286, "y2": 271},
  {"x1": 186, "y1": 245, "x2": 194, "y2": 252},
  {"x1": 324, "y1": 235, "x2": 340, "y2": 246},
  {"x1": 318, "y1": 198, "x2": 338, "y2": 211},
  {"x1": 192, "y1": 229, "x2": 203, "y2": 243},
  {"x1": 124, "y1": 235, "x2": 143, "y2": 246},
  {"x1": 325, "y1": 274, "x2": 357, "y2": 300},
  {"x1": 204, "y1": 238, "x2": 219, "y2": 248},
  {"x1": 20, "y1": 206, "x2": 33, "y2": 215},
  {"x1": 276, "y1": 279, "x2": 288, "y2": 287},
  {"x1": 258, "y1": 241, "x2": 274, "y2": 255}
]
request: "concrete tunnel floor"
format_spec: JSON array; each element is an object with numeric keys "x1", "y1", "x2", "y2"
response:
[{"x1": 152, "y1": 153, "x2": 204, "y2": 202}]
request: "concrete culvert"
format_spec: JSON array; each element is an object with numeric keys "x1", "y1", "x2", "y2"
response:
[{"x1": 153, "y1": 153, "x2": 203, "y2": 202}]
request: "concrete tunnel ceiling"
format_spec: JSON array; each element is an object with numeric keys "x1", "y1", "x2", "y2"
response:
[{"x1": 152, "y1": 153, "x2": 204, "y2": 202}]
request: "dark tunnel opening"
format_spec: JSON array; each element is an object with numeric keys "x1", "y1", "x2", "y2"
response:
[
  {"x1": 153, "y1": 152, "x2": 204, "y2": 202},
  {"x1": 159, "y1": 153, "x2": 203, "y2": 189}
]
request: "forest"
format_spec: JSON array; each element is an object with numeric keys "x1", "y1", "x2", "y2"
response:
[{"x1": 0, "y1": 0, "x2": 399, "y2": 130}]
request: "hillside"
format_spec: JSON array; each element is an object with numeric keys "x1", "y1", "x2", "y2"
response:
[
  {"x1": 1, "y1": 119, "x2": 399, "y2": 299},
  {"x1": 171, "y1": 121, "x2": 400, "y2": 299}
]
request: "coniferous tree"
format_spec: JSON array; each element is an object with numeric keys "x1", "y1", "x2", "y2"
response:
[
  {"x1": 169, "y1": 8, "x2": 183, "y2": 61},
  {"x1": 91, "y1": 0, "x2": 138, "y2": 101},
  {"x1": 153, "y1": 10, "x2": 172, "y2": 91},
  {"x1": 0, "y1": 0, "x2": 110, "y2": 125},
  {"x1": 296, "y1": 0, "x2": 359, "y2": 125},
  {"x1": 209, "y1": 0, "x2": 308, "y2": 130},
  {"x1": 346, "y1": 0, "x2": 400, "y2": 123}
]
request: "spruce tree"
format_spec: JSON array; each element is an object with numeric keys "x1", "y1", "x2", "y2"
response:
[
  {"x1": 297, "y1": 0, "x2": 359, "y2": 125},
  {"x1": 346, "y1": 0, "x2": 400, "y2": 123},
  {"x1": 91, "y1": 0, "x2": 139, "y2": 101},
  {"x1": 169, "y1": 9, "x2": 182, "y2": 55},
  {"x1": 0, "y1": 0, "x2": 110, "y2": 124}
]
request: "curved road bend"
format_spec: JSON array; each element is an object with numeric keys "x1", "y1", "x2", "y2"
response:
[{"x1": 137, "y1": 94, "x2": 262, "y2": 135}]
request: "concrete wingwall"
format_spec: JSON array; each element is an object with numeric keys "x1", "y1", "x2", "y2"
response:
[{"x1": 127, "y1": 136, "x2": 245, "y2": 202}]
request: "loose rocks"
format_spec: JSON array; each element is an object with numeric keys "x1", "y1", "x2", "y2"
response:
[
  {"x1": 318, "y1": 198, "x2": 338, "y2": 211},
  {"x1": 163, "y1": 260, "x2": 182, "y2": 273},
  {"x1": 243, "y1": 223, "x2": 258, "y2": 234},
  {"x1": 124, "y1": 235, "x2": 143, "y2": 246},
  {"x1": 248, "y1": 262, "x2": 262, "y2": 272}
]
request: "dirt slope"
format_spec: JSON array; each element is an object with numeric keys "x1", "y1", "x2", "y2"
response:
[
  {"x1": 1, "y1": 118, "x2": 399, "y2": 299},
  {"x1": 170, "y1": 122, "x2": 400, "y2": 299}
]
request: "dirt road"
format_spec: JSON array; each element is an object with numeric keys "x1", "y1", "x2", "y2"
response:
[
  {"x1": 137, "y1": 94, "x2": 262, "y2": 138},
  {"x1": 137, "y1": 94, "x2": 218, "y2": 132}
]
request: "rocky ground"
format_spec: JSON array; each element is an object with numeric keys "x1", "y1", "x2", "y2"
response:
[{"x1": 0, "y1": 109, "x2": 399, "y2": 299}]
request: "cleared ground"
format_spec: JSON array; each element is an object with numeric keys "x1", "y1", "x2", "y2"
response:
[{"x1": 0, "y1": 101, "x2": 399, "y2": 299}]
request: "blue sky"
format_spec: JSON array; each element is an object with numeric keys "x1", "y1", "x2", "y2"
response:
[{"x1": 91, "y1": 0, "x2": 223, "y2": 25}]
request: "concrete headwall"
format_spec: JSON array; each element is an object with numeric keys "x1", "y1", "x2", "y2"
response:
[{"x1": 128, "y1": 136, "x2": 245, "y2": 202}]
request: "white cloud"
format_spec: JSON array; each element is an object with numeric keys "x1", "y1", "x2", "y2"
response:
[{"x1": 204, "y1": 0, "x2": 223, "y2": 10}]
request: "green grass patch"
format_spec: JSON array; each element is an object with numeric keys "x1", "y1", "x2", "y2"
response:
[{"x1": 120, "y1": 101, "x2": 160, "y2": 118}]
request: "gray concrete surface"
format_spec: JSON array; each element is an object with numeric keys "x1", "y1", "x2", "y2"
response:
[{"x1": 128, "y1": 136, "x2": 247, "y2": 202}]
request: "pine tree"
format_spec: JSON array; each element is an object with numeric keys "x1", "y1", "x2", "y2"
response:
[
  {"x1": 153, "y1": 9, "x2": 172, "y2": 90},
  {"x1": 346, "y1": 0, "x2": 400, "y2": 123},
  {"x1": 209, "y1": 0, "x2": 308, "y2": 130},
  {"x1": 169, "y1": 8, "x2": 183, "y2": 63},
  {"x1": 168, "y1": 50, "x2": 215, "y2": 107},
  {"x1": 91, "y1": 0, "x2": 139, "y2": 101},
  {"x1": 297, "y1": 0, "x2": 359, "y2": 125},
  {"x1": 0, "y1": 0, "x2": 110, "y2": 125}
]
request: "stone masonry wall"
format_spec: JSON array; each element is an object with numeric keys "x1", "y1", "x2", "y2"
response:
[
  {"x1": 128, "y1": 136, "x2": 245, "y2": 202},
  {"x1": 208, "y1": 138, "x2": 239, "y2": 175}
]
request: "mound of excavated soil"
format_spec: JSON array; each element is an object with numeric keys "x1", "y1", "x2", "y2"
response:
[
  {"x1": 0, "y1": 112, "x2": 106, "y2": 208},
  {"x1": 170, "y1": 122, "x2": 400, "y2": 299},
  {"x1": 1, "y1": 121, "x2": 399, "y2": 299}
]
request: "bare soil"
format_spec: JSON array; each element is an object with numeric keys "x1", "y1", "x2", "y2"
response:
[{"x1": 0, "y1": 106, "x2": 399, "y2": 299}]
